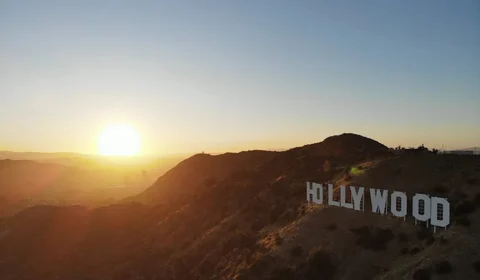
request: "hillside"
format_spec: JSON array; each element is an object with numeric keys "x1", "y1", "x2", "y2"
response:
[
  {"x1": 0, "y1": 133, "x2": 479, "y2": 280},
  {"x1": 133, "y1": 133, "x2": 390, "y2": 204},
  {"x1": 132, "y1": 150, "x2": 279, "y2": 205}
]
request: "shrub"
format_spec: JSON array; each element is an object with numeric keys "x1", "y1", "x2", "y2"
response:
[
  {"x1": 220, "y1": 232, "x2": 257, "y2": 255},
  {"x1": 297, "y1": 205, "x2": 306, "y2": 217},
  {"x1": 269, "y1": 268, "x2": 295, "y2": 280},
  {"x1": 474, "y1": 193, "x2": 480, "y2": 205},
  {"x1": 425, "y1": 236, "x2": 435, "y2": 245},
  {"x1": 251, "y1": 220, "x2": 265, "y2": 231},
  {"x1": 434, "y1": 260, "x2": 453, "y2": 274},
  {"x1": 323, "y1": 160, "x2": 331, "y2": 172},
  {"x1": 305, "y1": 249, "x2": 337, "y2": 280},
  {"x1": 326, "y1": 224, "x2": 337, "y2": 231},
  {"x1": 417, "y1": 144, "x2": 428, "y2": 152},
  {"x1": 410, "y1": 247, "x2": 421, "y2": 255},
  {"x1": 297, "y1": 261, "x2": 306, "y2": 270},
  {"x1": 453, "y1": 200, "x2": 475, "y2": 216},
  {"x1": 433, "y1": 185, "x2": 448, "y2": 195},
  {"x1": 417, "y1": 228, "x2": 433, "y2": 241},
  {"x1": 413, "y1": 268, "x2": 431, "y2": 280},
  {"x1": 204, "y1": 177, "x2": 217, "y2": 187},
  {"x1": 371, "y1": 265, "x2": 388, "y2": 274},
  {"x1": 439, "y1": 236, "x2": 448, "y2": 244},
  {"x1": 473, "y1": 260, "x2": 480, "y2": 273},
  {"x1": 274, "y1": 234, "x2": 283, "y2": 246},
  {"x1": 228, "y1": 224, "x2": 238, "y2": 232},
  {"x1": 377, "y1": 228, "x2": 395, "y2": 244},
  {"x1": 456, "y1": 216, "x2": 471, "y2": 227},
  {"x1": 198, "y1": 259, "x2": 214, "y2": 276},
  {"x1": 397, "y1": 232, "x2": 409, "y2": 242},
  {"x1": 350, "y1": 226, "x2": 394, "y2": 251},
  {"x1": 290, "y1": 245, "x2": 303, "y2": 257},
  {"x1": 467, "y1": 177, "x2": 478, "y2": 185},
  {"x1": 394, "y1": 167, "x2": 403, "y2": 175},
  {"x1": 235, "y1": 272, "x2": 249, "y2": 280},
  {"x1": 280, "y1": 209, "x2": 296, "y2": 222},
  {"x1": 240, "y1": 233, "x2": 257, "y2": 249},
  {"x1": 249, "y1": 257, "x2": 271, "y2": 275},
  {"x1": 270, "y1": 207, "x2": 283, "y2": 223}
]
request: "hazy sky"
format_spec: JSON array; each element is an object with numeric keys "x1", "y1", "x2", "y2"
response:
[{"x1": 1, "y1": 0, "x2": 479, "y2": 155}]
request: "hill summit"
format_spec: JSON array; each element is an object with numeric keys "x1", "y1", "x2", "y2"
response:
[{"x1": 133, "y1": 133, "x2": 390, "y2": 205}]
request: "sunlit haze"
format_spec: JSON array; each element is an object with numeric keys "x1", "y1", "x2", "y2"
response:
[{"x1": 1, "y1": 0, "x2": 479, "y2": 155}]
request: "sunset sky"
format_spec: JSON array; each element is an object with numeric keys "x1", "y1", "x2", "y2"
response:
[{"x1": 1, "y1": 0, "x2": 479, "y2": 155}]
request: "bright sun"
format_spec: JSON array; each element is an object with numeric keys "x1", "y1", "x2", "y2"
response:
[{"x1": 98, "y1": 124, "x2": 141, "y2": 156}]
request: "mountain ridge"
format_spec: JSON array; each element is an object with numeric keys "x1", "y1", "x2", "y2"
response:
[{"x1": 0, "y1": 133, "x2": 479, "y2": 280}]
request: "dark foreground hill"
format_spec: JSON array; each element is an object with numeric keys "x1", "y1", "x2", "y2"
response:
[{"x1": 0, "y1": 133, "x2": 479, "y2": 280}]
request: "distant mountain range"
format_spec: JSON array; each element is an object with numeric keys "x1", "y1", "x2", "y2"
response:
[
  {"x1": 448, "y1": 147, "x2": 480, "y2": 155},
  {"x1": 452, "y1": 147, "x2": 480, "y2": 151},
  {"x1": 0, "y1": 152, "x2": 186, "y2": 216},
  {"x1": 0, "y1": 151, "x2": 189, "y2": 168}
]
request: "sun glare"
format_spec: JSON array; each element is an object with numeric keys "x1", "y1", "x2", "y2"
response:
[{"x1": 98, "y1": 124, "x2": 141, "y2": 156}]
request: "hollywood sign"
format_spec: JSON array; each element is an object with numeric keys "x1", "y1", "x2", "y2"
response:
[{"x1": 306, "y1": 182, "x2": 450, "y2": 232}]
